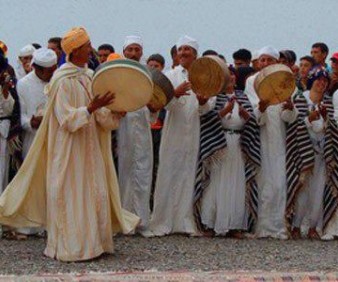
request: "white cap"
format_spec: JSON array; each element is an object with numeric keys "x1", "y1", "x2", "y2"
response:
[
  {"x1": 176, "y1": 35, "x2": 199, "y2": 52},
  {"x1": 123, "y1": 35, "x2": 143, "y2": 50},
  {"x1": 19, "y1": 44, "x2": 36, "y2": 57},
  {"x1": 32, "y1": 48, "x2": 57, "y2": 68},
  {"x1": 258, "y1": 46, "x2": 280, "y2": 60},
  {"x1": 251, "y1": 50, "x2": 260, "y2": 61}
]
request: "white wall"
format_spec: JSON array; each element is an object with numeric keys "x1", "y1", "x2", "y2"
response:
[{"x1": 1, "y1": 0, "x2": 337, "y2": 66}]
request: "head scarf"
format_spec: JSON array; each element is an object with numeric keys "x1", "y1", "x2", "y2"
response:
[
  {"x1": 61, "y1": 27, "x2": 90, "y2": 55},
  {"x1": 19, "y1": 44, "x2": 35, "y2": 57},
  {"x1": 123, "y1": 35, "x2": 143, "y2": 51},
  {"x1": 258, "y1": 46, "x2": 280, "y2": 60},
  {"x1": 307, "y1": 66, "x2": 330, "y2": 90},
  {"x1": 32, "y1": 48, "x2": 57, "y2": 68},
  {"x1": 176, "y1": 35, "x2": 199, "y2": 52}
]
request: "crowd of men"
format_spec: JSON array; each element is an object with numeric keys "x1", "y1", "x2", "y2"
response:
[{"x1": 0, "y1": 27, "x2": 338, "y2": 262}]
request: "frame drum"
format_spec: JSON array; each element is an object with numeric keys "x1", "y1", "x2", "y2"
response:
[
  {"x1": 254, "y1": 64, "x2": 296, "y2": 105},
  {"x1": 189, "y1": 55, "x2": 230, "y2": 97},
  {"x1": 92, "y1": 59, "x2": 153, "y2": 112}
]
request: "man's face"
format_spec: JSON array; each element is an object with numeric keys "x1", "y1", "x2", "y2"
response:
[
  {"x1": 312, "y1": 76, "x2": 329, "y2": 93},
  {"x1": 311, "y1": 47, "x2": 326, "y2": 64},
  {"x1": 72, "y1": 41, "x2": 92, "y2": 64},
  {"x1": 123, "y1": 44, "x2": 143, "y2": 62},
  {"x1": 48, "y1": 42, "x2": 62, "y2": 62},
  {"x1": 331, "y1": 59, "x2": 338, "y2": 74},
  {"x1": 178, "y1": 45, "x2": 197, "y2": 69},
  {"x1": 299, "y1": 59, "x2": 313, "y2": 78},
  {"x1": 36, "y1": 64, "x2": 57, "y2": 82},
  {"x1": 234, "y1": 59, "x2": 249, "y2": 69},
  {"x1": 147, "y1": 60, "x2": 164, "y2": 71},
  {"x1": 258, "y1": 55, "x2": 277, "y2": 69},
  {"x1": 172, "y1": 52, "x2": 179, "y2": 68},
  {"x1": 19, "y1": 55, "x2": 33, "y2": 72},
  {"x1": 252, "y1": 59, "x2": 261, "y2": 71},
  {"x1": 98, "y1": 49, "x2": 111, "y2": 64}
]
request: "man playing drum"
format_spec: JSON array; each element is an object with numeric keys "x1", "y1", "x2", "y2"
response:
[{"x1": 245, "y1": 46, "x2": 298, "y2": 239}]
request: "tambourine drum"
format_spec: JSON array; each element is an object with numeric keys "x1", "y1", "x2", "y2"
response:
[
  {"x1": 92, "y1": 59, "x2": 153, "y2": 112},
  {"x1": 188, "y1": 55, "x2": 230, "y2": 97},
  {"x1": 147, "y1": 68, "x2": 175, "y2": 111},
  {"x1": 254, "y1": 64, "x2": 296, "y2": 105}
]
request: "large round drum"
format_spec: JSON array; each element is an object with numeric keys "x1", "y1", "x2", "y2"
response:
[
  {"x1": 92, "y1": 59, "x2": 153, "y2": 112},
  {"x1": 189, "y1": 55, "x2": 230, "y2": 97},
  {"x1": 254, "y1": 64, "x2": 296, "y2": 105},
  {"x1": 147, "y1": 68, "x2": 175, "y2": 112}
]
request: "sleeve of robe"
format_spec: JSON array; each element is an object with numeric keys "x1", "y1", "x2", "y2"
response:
[
  {"x1": 281, "y1": 107, "x2": 298, "y2": 123},
  {"x1": 17, "y1": 81, "x2": 33, "y2": 133},
  {"x1": 332, "y1": 90, "x2": 338, "y2": 123},
  {"x1": 199, "y1": 96, "x2": 217, "y2": 115},
  {"x1": 54, "y1": 80, "x2": 90, "y2": 133},
  {"x1": 304, "y1": 116, "x2": 326, "y2": 133},
  {"x1": 254, "y1": 107, "x2": 267, "y2": 125},
  {"x1": 94, "y1": 107, "x2": 121, "y2": 131}
]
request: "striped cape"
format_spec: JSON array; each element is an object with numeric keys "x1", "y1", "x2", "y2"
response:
[
  {"x1": 193, "y1": 91, "x2": 261, "y2": 233},
  {"x1": 285, "y1": 92, "x2": 315, "y2": 226},
  {"x1": 286, "y1": 91, "x2": 338, "y2": 230}
]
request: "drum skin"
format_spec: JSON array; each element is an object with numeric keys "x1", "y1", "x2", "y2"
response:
[
  {"x1": 147, "y1": 68, "x2": 175, "y2": 112},
  {"x1": 189, "y1": 55, "x2": 230, "y2": 97},
  {"x1": 254, "y1": 64, "x2": 296, "y2": 105},
  {"x1": 92, "y1": 59, "x2": 153, "y2": 112}
]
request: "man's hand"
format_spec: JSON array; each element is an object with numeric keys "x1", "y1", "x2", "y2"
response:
[
  {"x1": 196, "y1": 93, "x2": 209, "y2": 105},
  {"x1": 239, "y1": 105, "x2": 250, "y2": 121},
  {"x1": 282, "y1": 98, "x2": 294, "y2": 111},
  {"x1": 0, "y1": 71, "x2": 13, "y2": 99},
  {"x1": 174, "y1": 81, "x2": 191, "y2": 98},
  {"x1": 30, "y1": 115, "x2": 43, "y2": 129},
  {"x1": 88, "y1": 92, "x2": 115, "y2": 114},
  {"x1": 318, "y1": 104, "x2": 327, "y2": 120},
  {"x1": 219, "y1": 99, "x2": 235, "y2": 118},
  {"x1": 258, "y1": 100, "x2": 269, "y2": 113},
  {"x1": 308, "y1": 110, "x2": 320, "y2": 123}
]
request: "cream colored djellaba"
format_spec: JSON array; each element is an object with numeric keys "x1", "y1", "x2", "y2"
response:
[{"x1": 0, "y1": 63, "x2": 139, "y2": 261}]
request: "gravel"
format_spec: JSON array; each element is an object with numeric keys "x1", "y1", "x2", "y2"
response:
[{"x1": 0, "y1": 235, "x2": 338, "y2": 275}]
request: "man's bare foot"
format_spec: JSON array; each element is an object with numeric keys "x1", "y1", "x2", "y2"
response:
[
  {"x1": 202, "y1": 229, "x2": 215, "y2": 237},
  {"x1": 291, "y1": 227, "x2": 301, "y2": 239},
  {"x1": 308, "y1": 228, "x2": 320, "y2": 240},
  {"x1": 227, "y1": 230, "x2": 245, "y2": 239}
]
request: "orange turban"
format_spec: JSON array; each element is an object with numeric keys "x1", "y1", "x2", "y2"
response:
[
  {"x1": 61, "y1": 27, "x2": 90, "y2": 55},
  {"x1": 107, "y1": 53, "x2": 122, "y2": 62},
  {"x1": 0, "y1": 41, "x2": 8, "y2": 56}
]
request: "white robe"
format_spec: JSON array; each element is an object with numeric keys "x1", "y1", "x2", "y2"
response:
[
  {"x1": 118, "y1": 107, "x2": 153, "y2": 232},
  {"x1": 149, "y1": 65, "x2": 214, "y2": 236},
  {"x1": 293, "y1": 91, "x2": 325, "y2": 231},
  {"x1": 245, "y1": 74, "x2": 297, "y2": 239},
  {"x1": 15, "y1": 62, "x2": 28, "y2": 81},
  {"x1": 17, "y1": 71, "x2": 48, "y2": 158},
  {"x1": 201, "y1": 97, "x2": 248, "y2": 235}
]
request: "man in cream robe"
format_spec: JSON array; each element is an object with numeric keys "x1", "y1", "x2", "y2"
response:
[
  {"x1": 149, "y1": 36, "x2": 214, "y2": 236},
  {"x1": 0, "y1": 27, "x2": 139, "y2": 261},
  {"x1": 245, "y1": 46, "x2": 297, "y2": 239},
  {"x1": 117, "y1": 36, "x2": 154, "y2": 235}
]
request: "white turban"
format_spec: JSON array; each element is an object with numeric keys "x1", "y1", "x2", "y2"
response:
[
  {"x1": 32, "y1": 48, "x2": 57, "y2": 68},
  {"x1": 258, "y1": 46, "x2": 280, "y2": 60},
  {"x1": 123, "y1": 35, "x2": 143, "y2": 50},
  {"x1": 19, "y1": 44, "x2": 36, "y2": 57},
  {"x1": 176, "y1": 35, "x2": 199, "y2": 52},
  {"x1": 251, "y1": 50, "x2": 260, "y2": 61}
]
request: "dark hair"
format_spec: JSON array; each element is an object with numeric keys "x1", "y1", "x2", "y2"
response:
[
  {"x1": 312, "y1": 42, "x2": 329, "y2": 55},
  {"x1": 232, "y1": 49, "x2": 251, "y2": 61},
  {"x1": 279, "y1": 50, "x2": 292, "y2": 63},
  {"x1": 32, "y1": 43, "x2": 41, "y2": 49},
  {"x1": 218, "y1": 54, "x2": 226, "y2": 62},
  {"x1": 147, "y1": 53, "x2": 165, "y2": 66},
  {"x1": 202, "y1": 49, "x2": 218, "y2": 56},
  {"x1": 300, "y1": 55, "x2": 315, "y2": 66},
  {"x1": 287, "y1": 50, "x2": 297, "y2": 64},
  {"x1": 98, "y1": 44, "x2": 115, "y2": 53},
  {"x1": 170, "y1": 45, "x2": 177, "y2": 58},
  {"x1": 48, "y1": 37, "x2": 62, "y2": 50}
]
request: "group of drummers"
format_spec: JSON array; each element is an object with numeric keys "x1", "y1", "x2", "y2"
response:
[{"x1": 1, "y1": 31, "x2": 338, "y2": 244}]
